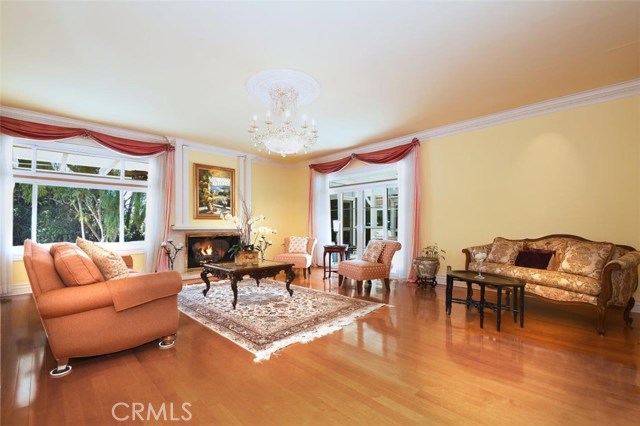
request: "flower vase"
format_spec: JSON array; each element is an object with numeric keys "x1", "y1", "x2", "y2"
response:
[{"x1": 235, "y1": 250, "x2": 259, "y2": 266}]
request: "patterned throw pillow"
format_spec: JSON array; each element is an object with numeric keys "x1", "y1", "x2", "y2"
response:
[
  {"x1": 76, "y1": 237, "x2": 130, "y2": 280},
  {"x1": 289, "y1": 236, "x2": 309, "y2": 254},
  {"x1": 486, "y1": 237, "x2": 524, "y2": 265},
  {"x1": 362, "y1": 240, "x2": 385, "y2": 263},
  {"x1": 558, "y1": 240, "x2": 614, "y2": 279}
]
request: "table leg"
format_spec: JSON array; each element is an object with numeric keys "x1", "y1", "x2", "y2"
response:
[
  {"x1": 201, "y1": 270, "x2": 211, "y2": 297},
  {"x1": 520, "y1": 285, "x2": 525, "y2": 328},
  {"x1": 479, "y1": 283, "x2": 485, "y2": 328},
  {"x1": 323, "y1": 251, "x2": 328, "y2": 280},
  {"x1": 513, "y1": 287, "x2": 518, "y2": 323},
  {"x1": 285, "y1": 267, "x2": 295, "y2": 297},
  {"x1": 496, "y1": 286, "x2": 502, "y2": 332},
  {"x1": 466, "y1": 282, "x2": 473, "y2": 309},
  {"x1": 445, "y1": 275, "x2": 453, "y2": 315},
  {"x1": 231, "y1": 276, "x2": 238, "y2": 309}
]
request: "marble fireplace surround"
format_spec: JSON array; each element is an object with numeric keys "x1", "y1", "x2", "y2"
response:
[{"x1": 170, "y1": 226, "x2": 239, "y2": 278}]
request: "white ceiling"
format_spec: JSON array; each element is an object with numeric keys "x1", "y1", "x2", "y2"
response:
[{"x1": 1, "y1": 1, "x2": 639, "y2": 163}]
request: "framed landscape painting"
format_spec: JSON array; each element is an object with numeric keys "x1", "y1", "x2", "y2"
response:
[{"x1": 193, "y1": 163, "x2": 235, "y2": 219}]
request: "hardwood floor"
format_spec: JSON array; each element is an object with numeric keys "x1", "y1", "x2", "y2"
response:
[{"x1": 2, "y1": 269, "x2": 639, "y2": 425}]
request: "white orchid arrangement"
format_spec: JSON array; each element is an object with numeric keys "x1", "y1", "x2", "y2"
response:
[{"x1": 223, "y1": 199, "x2": 277, "y2": 258}]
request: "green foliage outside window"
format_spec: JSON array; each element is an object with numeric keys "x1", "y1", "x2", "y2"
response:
[{"x1": 12, "y1": 184, "x2": 146, "y2": 245}]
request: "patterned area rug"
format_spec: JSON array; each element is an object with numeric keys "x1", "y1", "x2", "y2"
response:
[{"x1": 178, "y1": 278, "x2": 385, "y2": 361}]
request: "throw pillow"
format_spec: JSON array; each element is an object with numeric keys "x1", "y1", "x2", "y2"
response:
[
  {"x1": 558, "y1": 240, "x2": 614, "y2": 279},
  {"x1": 289, "y1": 236, "x2": 309, "y2": 254},
  {"x1": 76, "y1": 237, "x2": 130, "y2": 280},
  {"x1": 362, "y1": 240, "x2": 385, "y2": 263},
  {"x1": 52, "y1": 243, "x2": 105, "y2": 286},
  {"x1": 486, "y1": 237, "x2": 524, "y2": 265},
  {"x1": 514, "y1": 249, "x2": 555, "y2": 270}
]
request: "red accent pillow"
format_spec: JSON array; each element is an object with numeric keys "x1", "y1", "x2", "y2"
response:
[{"x1": 515, "y1": 249, "x2": 555, "y2": 270}]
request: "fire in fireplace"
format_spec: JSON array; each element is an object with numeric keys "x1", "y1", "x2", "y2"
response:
[{"x1": 185, "y1": 233, "x2": 240, "y2": 271}]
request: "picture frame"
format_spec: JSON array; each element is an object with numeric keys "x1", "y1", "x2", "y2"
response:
[{"x1": 193, "y1": 163, "x2": 235, "y2": 219}]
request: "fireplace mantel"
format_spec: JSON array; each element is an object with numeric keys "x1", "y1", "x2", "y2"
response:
[{"x1": 171, "y1": 225, "x2": 236, "y2": 232}]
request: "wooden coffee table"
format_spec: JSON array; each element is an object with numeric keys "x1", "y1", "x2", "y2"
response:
[
  {"x1": 446, "y1": 270, "x2": 526, "y2": 331},
  {"x1": 201, "y1": 260, "x2": 296, "y2": 309}
]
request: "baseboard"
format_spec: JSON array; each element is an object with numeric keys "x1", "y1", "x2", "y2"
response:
[{"x1": 2, "y1": 282, "x2": 32, "y2": 297}]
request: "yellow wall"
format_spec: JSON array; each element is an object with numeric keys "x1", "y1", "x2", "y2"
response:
[
  {"x1": 421, "y1": 95, "x2": 640, "y2": 297},
  {"x1": 251, "y1": 162, "x2": 309, "y2": 257}
]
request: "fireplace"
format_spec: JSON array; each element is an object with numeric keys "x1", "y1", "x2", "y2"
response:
[{"x1": 185, "y1": 233, "x2": 240, "y2": 271}]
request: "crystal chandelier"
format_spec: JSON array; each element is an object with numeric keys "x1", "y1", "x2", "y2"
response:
[{"x1": 247, "y1": 69, "x2": 320, "y2": 157}]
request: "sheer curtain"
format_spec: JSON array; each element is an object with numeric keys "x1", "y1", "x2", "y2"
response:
[
  {"x1": 309, "y1": 170, "x2": 331, "y2": 265},
  {"x1": 397, "y1": 149, "x2": 419, "y2": 279},
  {"x1": 147, "y1": 153, "x2": 170, "y2": 272},
  {"x1": 0, "y1": 135, "x2": 13, "y2": 293}
]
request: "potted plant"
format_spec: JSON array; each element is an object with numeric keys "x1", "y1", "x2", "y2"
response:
[{"x1": 413, "y1": 243, "x2": 446, "y2": 287}]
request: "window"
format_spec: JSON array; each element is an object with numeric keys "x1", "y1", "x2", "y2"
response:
[
  {"x1": 12, "y1": 139, "x2": 148, "y2": 246},
  {"x1": 329, "y1": 169, "x2": 398, "y2": 258}
]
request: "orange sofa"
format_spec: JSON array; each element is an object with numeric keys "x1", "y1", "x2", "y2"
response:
[{"x1": 23, "y1": 240, "x2": 183, "y2": 377}]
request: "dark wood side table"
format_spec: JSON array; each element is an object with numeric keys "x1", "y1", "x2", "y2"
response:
[
  {"x1": 446, "y1": 270, "x2": 526, "y2": 331},
  {"x1": 201, "y1": 260, "x2": 295, "y2": 309},
  {"x1": 323, "y1": 244, "x2": 349, "y2": 280}
]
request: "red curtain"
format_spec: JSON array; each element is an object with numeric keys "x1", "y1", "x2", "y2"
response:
[
  {"x1": 309, "y1": 138, "x2": 419, "y2": 173},
  {"x1": 0, "y1": 116, "x2": 173, "y2": 155}
]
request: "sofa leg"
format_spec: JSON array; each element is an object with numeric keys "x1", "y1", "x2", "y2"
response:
[
  {"x1": 159, "y1": 334, "x2": 177, "y2": 349},
  {"x1": 624, "y1": 297, "x2": 635, "y2": 328},
  {"x1": 384, "y1": 278, "x2": 391, "y2": 292},
  {"x1": 50, "y1": 359, "x2": 72, "y2": 378},
  {"x1": 596, "y1": 304, "x2": 606, "y2": 336}
]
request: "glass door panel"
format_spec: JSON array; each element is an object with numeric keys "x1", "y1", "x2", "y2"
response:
[
  {"x1": 387, "y1": 187, "x2": 398, "y2": 241},
  {"x1": 341, "y1": 191, "x2": 357, "y2": 257},
  {"x1": 364, "y1": 188, "x2": 385, "y2": 242}
]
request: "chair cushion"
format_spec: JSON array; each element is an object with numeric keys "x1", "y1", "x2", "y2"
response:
[
  {"x1": 338, "y1": 260, "x2": 389, "y2": 281},
  {"x1": 51, "y1": 243, "x2": 105, "y2": 286},
  {"x1": 362, "y1": 240, "x2": 385, "y2": 262},
  {"x1": 487, "y1": 237, "x2": 524, "y2": 264},
  {"x1": 273, "y1": 253, "x2": 312, "y2": 268},
  {"x1": 76, "y1": 238, "x2": 130, "y2": 280},
  {"x1": 289, "y1": 236, "x2": 309, "y2": 254}
]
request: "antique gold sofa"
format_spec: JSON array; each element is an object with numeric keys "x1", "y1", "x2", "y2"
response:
[
  {"x1": 463, "y1": 235, "x2": 640, "y2": 335},
  {"x1": 23, "y1": 239, "x2": 183, "y2": 376}
]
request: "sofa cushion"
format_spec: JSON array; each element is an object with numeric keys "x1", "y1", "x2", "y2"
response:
[
  {"x1": 486, "y1": 237, "x2": 524, "y2": 264},
  {"x1": 558, "y1": 240, "x2": 614, "y2": 279},
  {"x1": 526, "y1": 238, "x2": 568, "y2": 270},
  {"x1": 362, "y1": 240, "x2": 385, "y2": 262},
  {"x1": 514, "y1": 249, "x2": 554, "y2": 270},
  {"x1": 51, "y1": 243, "x2": 105, "y2": 286},
  {"x1": 288, "y1": 236, "x2": 308, "y2": 254},
  {"x1": 76, "y1": 238, "x2": 130, "y2": 280}
]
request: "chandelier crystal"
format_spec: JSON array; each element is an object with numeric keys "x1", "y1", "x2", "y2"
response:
[{"x1": 247, "y1": 70, "x2": 320, "y2": 157}]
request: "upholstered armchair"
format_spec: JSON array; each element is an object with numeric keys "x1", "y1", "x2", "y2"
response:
[
  {"x1": 273, "y1": 236, "x2": 317, "y2": 278},
  {"x1": 338, "y1": 240, "x2": 402, "y2": 291},
  {"x1": 23, "y1": 239, "x2": 182, "y2": 377}
]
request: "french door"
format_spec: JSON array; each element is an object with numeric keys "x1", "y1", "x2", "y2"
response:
[{"x1": 330, "y1": 185, "x2": 398, "y2": 258}]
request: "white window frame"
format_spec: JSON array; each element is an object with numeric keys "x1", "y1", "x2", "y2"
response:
[{"x1": 11, "y1": 138, "x2": 149, "y2": 256}]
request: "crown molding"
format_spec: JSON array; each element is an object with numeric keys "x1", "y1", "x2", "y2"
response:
[
  {"x1": 303, "y1": 79, "x2": 640, "y2": 166},
  {"x1": 0, "y1": 105, "x2": 168, "y2": 144}
]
